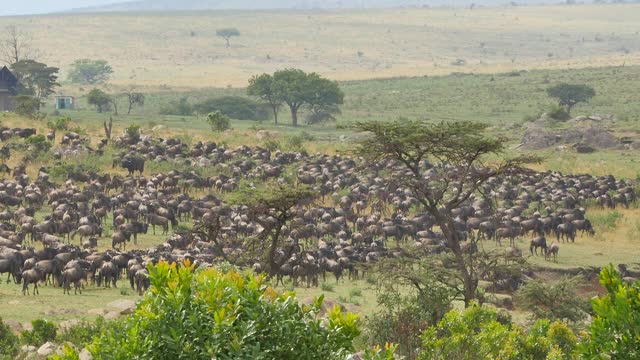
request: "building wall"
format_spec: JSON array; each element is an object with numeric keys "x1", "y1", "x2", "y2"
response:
[{"x1": 0, "y1": 92, "x2": 15, "y2": 111}]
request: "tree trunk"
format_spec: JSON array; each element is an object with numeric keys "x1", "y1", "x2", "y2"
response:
[
  {"x1": 439, "y1": 216, "x2": 477, "y2": 307},
  {"x1": 225, "y1": 38, "x2": 230, "y2": 48},
  {"x1": 272, "y1": 105, "x2": 279, "y2": 125},
  {"x1": 290, "y1": 107, "x2": 298, "y2": 127}
]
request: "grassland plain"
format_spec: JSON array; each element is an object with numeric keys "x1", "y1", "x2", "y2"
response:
[{"x1": 2, "y1": 4, "x2": 640, "y2": 87}]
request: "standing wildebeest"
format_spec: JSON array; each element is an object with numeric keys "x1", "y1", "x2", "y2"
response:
[
  {"x1": 71, "y1": 224, "x2": 103, "y2": 243},
  {"x1": 545, "y1": 243, "x2": 560, "y2": 262},
  {"x1": 0, "y1": 258, "x2": 21, "y2": 283},
  {"x1": 111, "y1": 230, "x2": 132, "y2": 250},
  {"x1": 147, "y1": 214, "x2": 169, "y2": 235},
  {"x1": 119, "y1": 222, "x2": 148, "y2": 244},
  {"x1": 22, "y1": 268, "x2": 43, "y2": 295},
  {"x1": 555, "y1": 223, "x2": 576, "y2": 243},
  {"x1": 61, "y1": 267, "x2": 87, "y2": 295},
  {"x1": 97, "y1": 261, "x2": 119, "y2": 288},
  {"x1": 572, "y1": 219, "x2": 595, "y2": 236},
  {"x1": 529, "y1": 236, "x2": 547, "y2": 256}
]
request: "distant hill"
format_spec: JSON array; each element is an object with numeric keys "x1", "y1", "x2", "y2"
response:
[{"x1": 68, "y1": 0, "x2": 566, "y2": 13}]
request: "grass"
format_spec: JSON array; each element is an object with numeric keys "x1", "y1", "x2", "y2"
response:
[{"x1": 2, "y1": 5, "x2": 640, "y2": 88}]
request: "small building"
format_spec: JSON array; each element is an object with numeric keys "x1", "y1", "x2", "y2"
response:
[
  {"x1": 0, "y1": 66, "x2": 17, "y2": 112},
  {"x1": 55, "y1": 95, "x2": 74, "y2": 110}
]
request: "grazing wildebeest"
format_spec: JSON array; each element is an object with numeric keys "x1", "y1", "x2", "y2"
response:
[
  {"x1": 71, "y1": 224, "x2": 103, "y2": 243},
  {"x1": 529, "y1": 236, "x2": 547, "y2": 256},
  {"x1": 571, "y1": 219, "x2": 595, "y2": 236},
  {"x1": 22, "y1": 268, "x2": 43, "y2": 295},
  {"x1": 545, "y1": 243, "x2": 560, "y2": 262},
  {"x1": 111, "y1": 230, "x2": 132, "y2": 250},
  {"x1": 555, "y1": 223, "x2": 576, "y2": 243}
]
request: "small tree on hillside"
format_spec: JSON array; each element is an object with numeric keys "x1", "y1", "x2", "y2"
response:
[
  {"x1": 247, "y1": 73, "x2": 282, "y2": 124},
  {"x1": 351, "y1": 120, "x2": 540, "y2": 307},
  {"x1": 547, "y1": 83, "x2": 595, "y2": 115},
  {"x1": 13, "y1": 95, "x2": 43, "y2": 119},
  {"x1": 216, "y1": 28, "x2": 240, "y2": 48},
  {"x1": 87, "y1": 88, "x2": 112, "y2": 113},
  {"x1": 68, "y1": 59, "x2": 113, "y2": 84}
]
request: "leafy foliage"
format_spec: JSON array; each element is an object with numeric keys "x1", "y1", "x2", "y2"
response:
[
  {"x1": 517, "y1": 276, "x2": 590, "y2": 324},
  {"x1": 0, "y1": 316, "x2": 19, "y2": 359},
  {"x1": 20, "y1": 319, "x2": 57, "y2": 347},
  {"x1": 10, "y1": 59, "x2": 59, "y2": 98},
  {"x1": 195, "y1": 96, "x2": 269, "y2": 120},
  {"x1": 247, "y1": 73, "x2": 282, "y2": 123},
  {"x1": 68, "y1": 59, "x2": 113, "y2": 84},
  {"x1": 25, "y1": 134, "x2": 52, "y2": 154},
  {"x1": 86, "y1": 88, "x2": 112, "y2": 113},
  {"x1": 65, "y1": 262, "x2": 361, "y2": 359},
  {"x1": 580, "y1": 265, "x2": 640, "y2": 359},
  {"x1": 159, "y1": 97, "x2": 193, "y2": 116},
  {"x1": 47, "y1": 116, "x2": 72, "y2": 132},
  {"x1": 13, "y1": 95, "x2": 43, "y2": 119},
  {"x1": 206, "y1": 111, "x2": 231, "y2": 132},
  {"x1": 418, "y1": 305, "x2": 577, "y2": 360},
  {"x1": 547, "y1": 83, "x2": 595, "y2": 114},
  {"x1": 216, "y1": 28, "x2": 240, "y2": 47}
]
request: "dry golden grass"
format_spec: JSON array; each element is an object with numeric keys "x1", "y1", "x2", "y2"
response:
[{"x1": 1, "y1": 4, "x2": 640, "y2": 87}]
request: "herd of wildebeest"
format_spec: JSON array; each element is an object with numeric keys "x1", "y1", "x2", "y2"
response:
[{"x1": 0, "y1": 127, "x2": 636, "y2": 297}]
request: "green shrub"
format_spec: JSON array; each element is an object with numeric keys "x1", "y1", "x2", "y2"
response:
[
  {"x1": 589, "y1": 210, "x2": 623, "y2": 230},
  {"x1": 263, "y1": 139, "x2": 280, "y2": 152},
  {"x1": 20, "y1": 319, "x2": 57, "y2": 347},
  {"x1": 321, "y1": 282, "x2": 335, "y2": 292},
  {"x1": 125, "y1": 124, "x2": 141, "y2": 140},
  {"x1": 159, "y1": 97, "x2": 193, "y2": 116},
  {"x1": 57, "y1": 317, "x2": 109, "y2": 348},
  {"x1": 350, "y1": 288, "x2": 363, "y2": 298},
  {"x1": 25, "y1": 134, "x2": 52, "y2": 154},
  {"x1": 516, "y1": 276, "x2": 590, "y2": 324},
  {"x1": 60, "y1": 262, "x2": 361, "y2": 359},
  {"x1": 0, "y1": 316, "x2": 19, "y2": 359},
  {"x1": 206, "y1": 111, "x2": 231, "y2": 132},
  {"x1": 194, "y1": 96, "x2": 270, "y2": 121},
  {"x1": 47, "y1": 116, "x2": 72, "y2": 131},
  {"x1": 548, "y1": 105, "x2": 571, "y2": 121}
]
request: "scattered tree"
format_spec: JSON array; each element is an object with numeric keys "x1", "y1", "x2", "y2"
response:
[
  {"x1": 0, "y1": 25, "x2": 39, "y2": 65},
  {"x1": 86, "y1": 89, "x2": 112, "y2": 113},
  {"x1": 122, "y1": 90, "x2": 145, "y2": 114},
  {"x1": 351, "y1": 120, "x2": 540, "y2": 306},
  {"x1": 206, "y1": 111, "x2": 231, "y2": 132},
  {"x1": 547, "y1": 83, "x2": 596, "y2": 115},
  {"x1": 10, "y1": 60, "x2": 59, "y2": 98},
  {"x1": 13, "y1": 95, "x2": 43, "y2": 119},
  {"x1": 229, "y1": 182, "x2": 316, "y2": 275},
  {"x1": 247, "y1": 73, "x2": 282, "y2": 124},
  {"x1": 68, "y1": 59, "x2": 113, "y2": 84},
  {"x1": 216, "y1": 28, "x2": 240, "y2": 48}
]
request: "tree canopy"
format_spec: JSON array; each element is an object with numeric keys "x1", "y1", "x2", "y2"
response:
[
  {"x1": 206, "y1": 111, "x2": 231, "y2": 132},
  {"x1": 248, "y1": 69, "x2": 344, "y2": 126},
  {"x1": 547, "y1": 83, "x2": 595, "y2": 115},
  {"x1": 10, "y1": 60, "x2": 59, "y2": 98},
  {"x1": 86, "y1": 88, "x2": 112, "y2": 113},
  {"x1": 351, "y1": 120, "x2": 540, "y2": 306},
  {"x1": 68, "y1": 59, "x2": 113, "y2": 84},
  {"x1": 216, "y1": 28, "x2": 240, "y2": 48}
]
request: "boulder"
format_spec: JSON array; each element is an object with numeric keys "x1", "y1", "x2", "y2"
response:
[
  {"x1": 104, "y1": 311, "x2": 120, "y2": 320},
  {"x1": 4, "y1": 319, "x2": 22, "y2": 333},
  {"x1": 37, "y1": 342, "x2": 57, "y2": 357},
  {"x1": 79, "y1": 348, "x2": 93, "y2": 360}
]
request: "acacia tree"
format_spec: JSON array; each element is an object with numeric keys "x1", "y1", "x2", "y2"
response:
[
  {"x1": 351, "y1": 120, "x2": 539, "y2": 306},
  {"x1": 87, "y1": 88, "x2": 112, "y2": 113},
  {"x1": 216, "y1": 28, "x2": 240, "y2": 48},
  {"x1": 247, "y1": 73, "x2": 282, "y2": 124},
  {"x1": 10, "y1": 60, "x2": 59, "y2": 98},
  {"x1": 229, "y1": 182, "x2": 315, "y2": 275},
  {"x1": 547, "y1": 83, "x2": 595, "y2": 115},
  {"x1": 122, "y1": 90, "x2": 145, "y2": 114}
]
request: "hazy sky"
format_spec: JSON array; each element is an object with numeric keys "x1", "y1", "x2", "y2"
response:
[{"x1": 0, "y1": 0, "x2": 129, "y2": 16}]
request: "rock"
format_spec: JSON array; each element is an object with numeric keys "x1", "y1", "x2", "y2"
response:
[
  {"x1": 79, "y1": 348, "x2": 93, "y2": 360},
  {"x1": 104, "y1": 311, "x2": 120, "y2": 320},
  {"x1": 338, "y1": 135, "x2": 347, "y2": 142},
  {"x1": 22, "y1": 322, "x2": 33, "y2": 332},
  {"x1": 575, "y1": 115, "x2": 587, "y2": 121},
  {"x1": 21, "y1": 345, "x2": 36, "y2": 353},
  {"x1": 588, "y1": 115, "x2": 603, "y2": 121},
  {"x1": 120, "y1": 307, "x2": 134, "y2": 315},
  {"x1": 108, "y1": 299, "x2": 136, "y2": 311},
  {"x1": 4, "y1": 319, "x2": 22, "y2": 333},
  {"x1": 87, "y1": 308, "x2": 107, "y2": 315},
  {"x1": 59, "y1": 319, "x2": 81, "y2": 332},
  {"x1": 37, "y1": 342, "x2": 56, "y2": 357}
]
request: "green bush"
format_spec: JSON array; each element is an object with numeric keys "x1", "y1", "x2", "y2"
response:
[
  {"x1": 47, "y1": 116, "x2": 72, "y2": 131},
  {"x1": 20, "y1": 319, "x2": 57, "y2": 347},
  {"x1": 159, "y1": 97, "x2": 193, "y2": 116},
  {"x1": 263, "y1": 139, "x2": 280, "y2": 151},
  {"x1": 60, "y1": 262, "x2": 361, "y2": 359},
  {"x1": 195, "y1": 96, "x2": 270, "y2": 121},
  {"x1": 125, "y1": 124, "x2": 141, "y2": 140},
  {"x1": 0, "y1": 316, "x2": 19, "y2": 359},
  {"x1": 516, "y1": 276, "x2": 590, "y2": 324},
  {"x1": 25, "y1": 134, "x2": 52, "y2": 154},
  {"x1": 548, "y1": 105, "x2": 571, "y2": 121},
  {"x1": 206, "y1": 111, "x2": 231, "y2": 132},
  {"x1": 57, "y1": 317, "x2": 109, "y2": 348}
]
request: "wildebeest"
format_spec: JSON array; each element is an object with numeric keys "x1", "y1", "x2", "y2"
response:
[
  {"x1": 0, "y1": 258, "x2": 21, "y2": 283},
  {"x1": 545, "y1": 243, "x2": 560, "y2": 262},
  {"x1": 529, "y1": 236, "x2": 547, "y2": 256},
  {"x1": 61, "y1": 267, "x2": 87, "y2": 295},
  {"x1": 22, "y1": 268, "x2": 43, "y2": 295}
]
